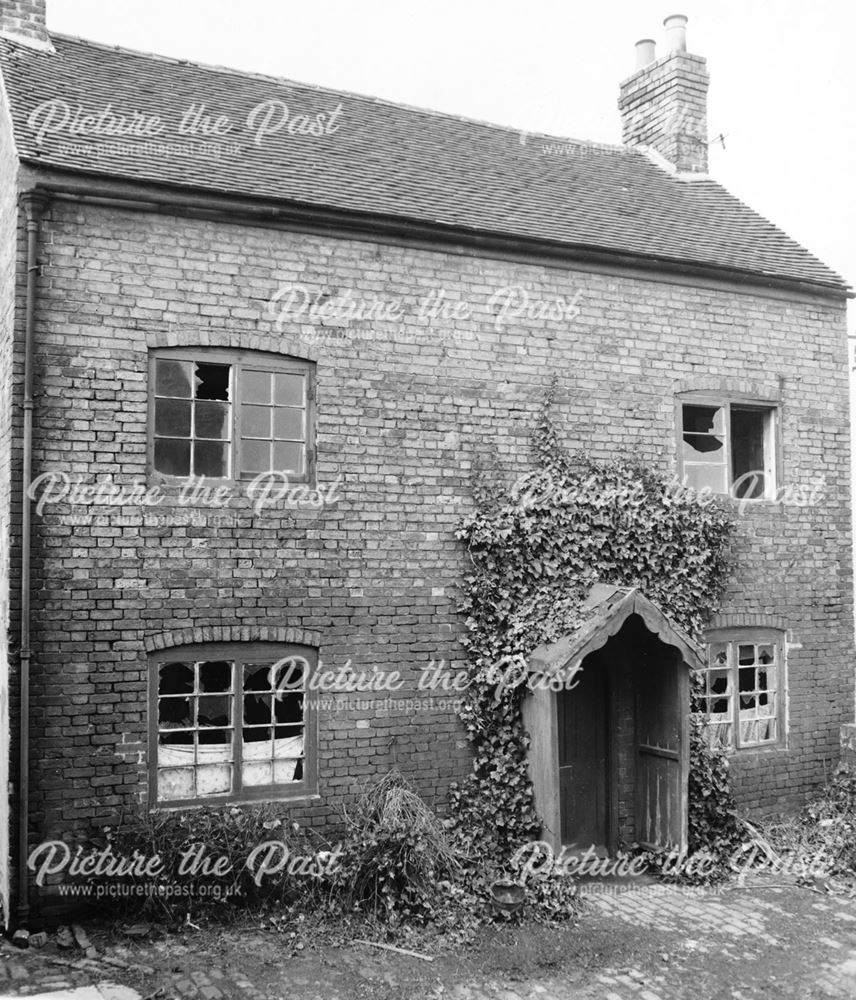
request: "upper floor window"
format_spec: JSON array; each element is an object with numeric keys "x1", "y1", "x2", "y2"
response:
[
  {"x1": 699, "y1": 630, "x2": 784, "y2": 750},
  {"x1": 149, "y1": 349, "x2": 314, "y2": 482},
  {"x1": 678, "y1": 399, "x2": 777, "y2": 500},
  {"x1": 149, "y1": 642, "x2": 317, "y2": 805}
]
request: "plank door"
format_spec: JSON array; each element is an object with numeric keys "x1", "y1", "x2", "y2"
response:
[
  {"x1": 557, "y1": 661, "x2": 608, "y2": 849},
  {"x1": 636, "y1": 654, "x2": 689, "y2": 851}
]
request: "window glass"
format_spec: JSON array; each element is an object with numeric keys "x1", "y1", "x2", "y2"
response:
[
  {"x1": 680, "y1": 401, "x2": 775, "y2": 500},
  {"x1": 153, "y1": 359, "x2": 232, "y2": 479},
  {"x1": 239, "y1": 368, "x2": 307, "y2": 478},
  {"x1": 731, "y1": 409, "x2": 767, "y2": 499},
  {"x1": 700, "y1": 636, "x2": 782, "y2": 750},
  {"x1": 153, "y1": 648, "x2": 313, "y2": 803},
  {"x1": 151, "y1": 353, "x2": 313, "y2": 482}
]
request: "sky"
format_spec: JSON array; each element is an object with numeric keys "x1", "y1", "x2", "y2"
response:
[{"x1": 45, "y1": 0, "x2": 855, "y2": 319}]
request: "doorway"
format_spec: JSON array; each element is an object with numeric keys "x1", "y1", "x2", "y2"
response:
[{"x1": 557, "y1": 653, "x2": 608, "y2": 849}]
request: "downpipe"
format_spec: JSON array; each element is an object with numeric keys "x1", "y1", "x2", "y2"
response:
[{"x1": 13, "y1": 191, "x2": 49, "y2": 942}]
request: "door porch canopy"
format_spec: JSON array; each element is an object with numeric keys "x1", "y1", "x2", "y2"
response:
[
  {"x1": 528, "y1": 583, "x2": 705, "y2": 680},
  {"x1": 523, "y1": 584, "x2": 704, "y2": 853}
]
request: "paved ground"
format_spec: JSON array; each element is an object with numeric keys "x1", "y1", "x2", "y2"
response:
[{"x1": 1, "y1": 878, "x2": 855, "y2": 999}]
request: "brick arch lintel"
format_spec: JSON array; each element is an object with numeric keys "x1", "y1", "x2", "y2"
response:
[
  {"x1": 673, "y1": 377, "x2": 781, "y2": 402},
  {"x1": 146, "y1": 329, "x2": 320, "y2": 363},
  {"x1": 144, "y1": 625, "x2": 322, "y2": 653},
  {"x1": 705, "y1": 612, "x2": 789, "y2": 633}
]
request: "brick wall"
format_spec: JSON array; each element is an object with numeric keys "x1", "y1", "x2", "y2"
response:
[{"x1": 10, "y1": 199, "x2": 853, "y2": 907}]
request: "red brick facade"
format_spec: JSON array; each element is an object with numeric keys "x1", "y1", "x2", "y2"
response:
[{"x1": 1, "y1": 195, "x2": 848, "y2": 870}]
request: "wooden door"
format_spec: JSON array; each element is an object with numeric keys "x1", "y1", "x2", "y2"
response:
[
  {"x1": 636, "y1": 654, "x2": 689, "y2": 851},
  {"x1": 557, "y1": 660, "x2": 608, "y2": 848}
]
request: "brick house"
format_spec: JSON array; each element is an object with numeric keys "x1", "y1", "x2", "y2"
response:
[{"x1": 0, "y1": 2, "x2": 853, "y2": 924}]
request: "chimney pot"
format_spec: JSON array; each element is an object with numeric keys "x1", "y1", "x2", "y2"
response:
[
  {"x1": 663, "y1": 13, "x2": 688, "y2": 54},
  {"x1": 635, "y1": 39, "x2": 657, "y2": 71}
]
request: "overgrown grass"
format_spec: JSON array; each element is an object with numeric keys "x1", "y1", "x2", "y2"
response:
[
  {"x1": 750, "y1": 763, "x2": 856, "y2": 885},
  {"x1": 75, "y1": 770, "x2": 578, "y2": 935}
]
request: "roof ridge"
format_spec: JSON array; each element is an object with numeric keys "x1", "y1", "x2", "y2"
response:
[{"x1": 45, "y1": 32, "x2": 622, "y2": 150}]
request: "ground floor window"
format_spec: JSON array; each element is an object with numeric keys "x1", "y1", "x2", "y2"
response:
[
  {"x1": 700, "y1": 631, "x2": 783, "y2": 749},
  {"x1": 149, "y1": 643, "x2": 316, "y2": 804}
]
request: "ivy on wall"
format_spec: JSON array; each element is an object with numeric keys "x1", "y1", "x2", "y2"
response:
[{"x1": 450, "y1": 379, "x2": 738, "y2": 860}]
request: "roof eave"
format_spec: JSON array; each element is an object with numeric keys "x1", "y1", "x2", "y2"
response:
[{"x1": 18, "y1": 160, "x2": 854, "y2": 301}]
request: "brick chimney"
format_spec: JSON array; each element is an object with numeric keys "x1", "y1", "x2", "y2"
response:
[
  {"x1": 618, "y1": 14, "x2": 709, "y2": 174},
  {"x1": 0, "y1": 0, "x2": 52, "y2": 50}
]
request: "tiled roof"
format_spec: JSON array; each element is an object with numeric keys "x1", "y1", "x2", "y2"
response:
[{"x1": 0, "y1": 34, "x2": 847, "y2": 293}]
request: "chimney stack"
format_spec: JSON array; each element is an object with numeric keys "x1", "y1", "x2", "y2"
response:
[
  {"x1": 618, "y1": 14, "x2": 709, "y2": 174},
  {"x1": 0, "y1": 1, "x2": 52, "y2": 51}
]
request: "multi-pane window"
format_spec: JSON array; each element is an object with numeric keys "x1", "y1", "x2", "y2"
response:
[
  {"x1": 150, "y1": 350, "x2": 313, "y2": 482},
  {"x1": 150, "y1": 643, "x2": 316, "y2": 805},
  {"x1": 700, "y1": 635, "x2": 782, "y2": 749},
  {"x1": 679, "y1": 400, "x2": 777, "y2": 500}
]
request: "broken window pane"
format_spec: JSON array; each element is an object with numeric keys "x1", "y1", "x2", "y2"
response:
[
  {"x1": 200, "y1": 661, "x2": 231, "y2": 693},
  {"x1": 681, "y1": 404, "x2": 727, "y2": 494},
  {"x1": 703, "y1": 636, "x2": 781, "y2": 749},
  {"x1": 159, "y1": 662, "x2": 194, "y2": 696},
  {"x1": 709, "y1": 643, "x2": 728, "y2": 667},
  {"x1": 159, "y1": 697, "x2": 193, "y2": 729},
  {"x1": 682, "y1": 405, "x2": 725, "y2": 457},
  {"x1": 155, "y1": 648, "x2": 312, "y2": 802},
  {"x1": 738, "y1": 645, "x2": 756, "y2": 665},
  {"x1": 154, "y1": 355, "x2": 311, "y2": 481},
  {"x1": 197, "y1": 696, "x2": 230, "y2": 728},
  {"x1": 195, "y1": 363, "x2": 230, "y2": 401},
  {"x1": 680, "y1": 401, "x2": 775, "y2": 500},
  {"x1": 708, "y1": 669, "x2": 730, "y2": 695},
  {"x1": 159, "y1": 730, "x2": 193, "y2": 746},
  {"x1": 154, "y1": 358, "x2": 232, "y2": 478}
]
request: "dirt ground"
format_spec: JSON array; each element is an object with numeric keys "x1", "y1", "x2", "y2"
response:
[{"x1": 2, "y1": 875, "x2": 856, "y2": 999}]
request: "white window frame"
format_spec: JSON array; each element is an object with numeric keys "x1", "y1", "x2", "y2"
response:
[
  {"x1": 148, "y1": 348, "x2": 316, "y2": 485},
  {"x1": 700, "y1": 629, "x2": 786, "y2": 751},
  {"x1": 677, "y1": 395, "x2": 779, "y2": 502}
]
